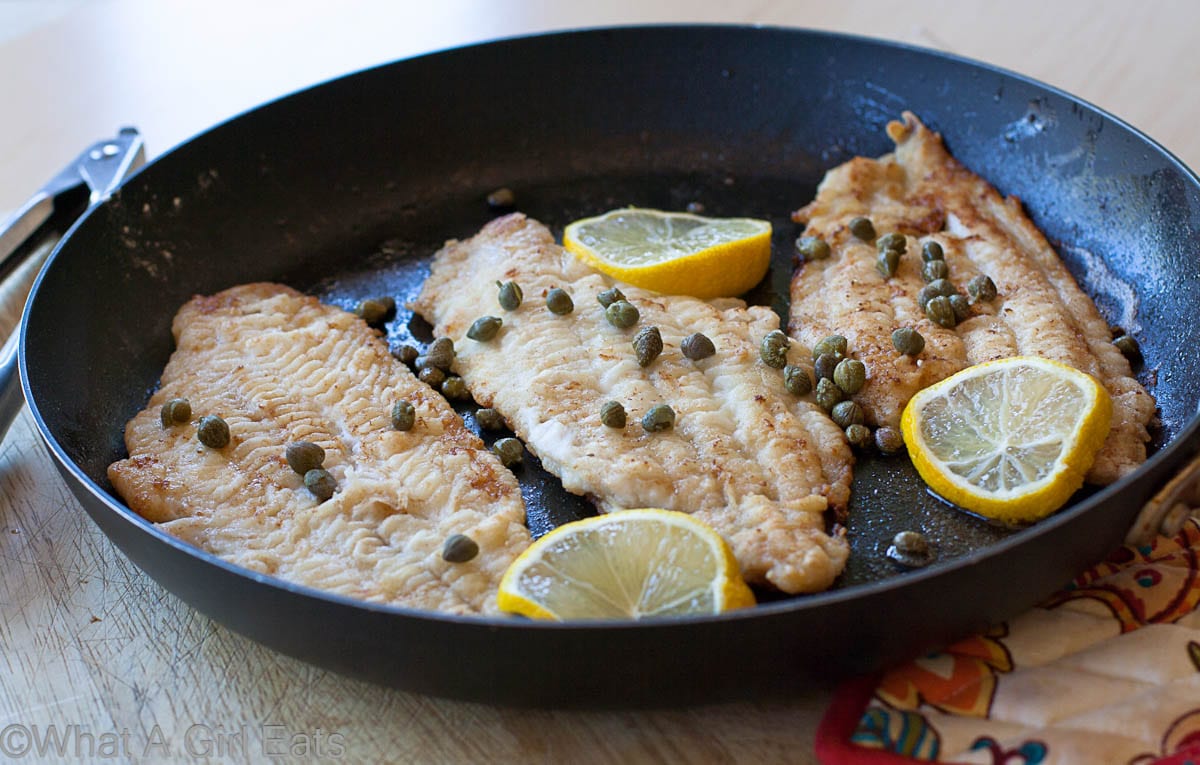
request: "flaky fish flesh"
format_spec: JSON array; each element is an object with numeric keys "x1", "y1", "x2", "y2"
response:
[
  {"x1": 790, "y1": 112, "x2": 1155, "y2": 484},
  {"x1": 413, "y1": 214, "x2": 853, "y2": 594},
  {"x1": 108, "y1": 283, "x2": 530, "y2": 615}
]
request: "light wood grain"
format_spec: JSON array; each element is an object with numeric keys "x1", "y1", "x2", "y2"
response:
[{"x1": 1, "y1": 2, "x2": 1197, "y2": 763}]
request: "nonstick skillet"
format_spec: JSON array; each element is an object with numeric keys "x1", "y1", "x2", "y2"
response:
[{"x1": 12, "y1": 25, "x2": 1200, "y2": 707}]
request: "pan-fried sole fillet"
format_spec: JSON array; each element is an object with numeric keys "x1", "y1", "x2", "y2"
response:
[
  {"x1": 413, "y1": 214, "x2": 853, "y2": 594},
  {"x1": 790, "y1": 112, "x2": 1155, "y2": 485},
  {"x1": 107, "y1": 283, "x2": 530, "y2": 615}
]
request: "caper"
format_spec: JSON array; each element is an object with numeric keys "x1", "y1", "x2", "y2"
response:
[
  {"x1": 845, "y1": 423, "x2": 873, "y2": 448},
  {"x1": 812, "y1": 334, "x2": 848, "y2": 360},
  {"x1": 486, "y1": 187, "x2": 515, "y2": 210},
  {"x1": 633, "y1": 326, "x2": 663, "y2": 367},
  {"x1": 833, "y1": 358, "x2": 867, "y2": 395},
  {"x1": 493, "y1": 437, "x2": 524, "y2": 467},
  {"x1": 425, "y1": 336, "x2": 455, "y2": 371},
  {"x1": 600, "y1": 400, "x2": 627, "y2": 429},
  {"x1": 815, "y1": 377, "x2": 844, "y2": 411},
  {"x1": 546, "y1": 287, "x2": 574, "y2": 315},
  {"x1": 197, "y1": 415, "x2": 230, "y2": 448},
  {"x1": 876, "y1": 232, "x2": 907, "y2": 254},
  {"x1": 918, "y1": 278, "x2": 957, "y2": 308},
  {"x1": 874, "y1": 426, "x2": 905, "y2": 454},
  {"x1": 441, "y1": 376, "x2": 469, "y2": 401},
  {"x1": 642, "y1": 404, "x2": 676, "y2": 432},
  {"x1": 949, "y1": 294, "x2": 971, "y2": 322},
  {"x1": 760, "y1": 330, "x2": 790, "y2": 369},
  {"x1": 814, "y1": 352, "x2": 841, "y2": 382},
  {"x1": 876, "y1": 248, "x2": 900, "y2": 279},
  {"x1": 925, "y1": 295, "x2": 957, "y2": 328},
  {"x1": 354, "y1": 297, "x2": 395, "y2": 326},
  {"x1": 304, "y1": 468, "x2": 337, "y2": 501},
  {"x1": 967, "y1": 274, "x2": 998, "y2": 303},
  {"x1": 848, "y1": 216, "x2": 876, "y2": 241},
  {"x1": 606, "y1": 300, "x2": 640, "y2": 329},
  {"x1": 391, "y1": 344, "x2": 419, "y2": 365},
  {"x1": 1113, "y1": 334, "x2": 1142, "y2": 362},
  {"x1": 795, "y1": 235, "x2": 831, "y2": 261},
  {"x1": 160, "y1": 398, "x2": 191, "y2": 428},
  {"x1": 466, "y1": 315, "x2": 502, "y2": 341},
  {"x1": 887, "y1": 530, "x2": 933, "y2": 568},
  {"x1": 831, "y1": 400, "x2": 865, "y2": 429},
  {"x1": 597, "y1": 287, "x2": 626, "y2": 308},
  {"x1": 497, "y1": 280, "x2": 523, "y2": 311},
  {"x1": 442, "y1": 533, "x2": 479, "y2": 563},
  {"x1": 922, "y1": 259, "x2": 950, "y2": 283},
  {"x1": 285, "y1": 441, "x2": 325, "y2": 475},
  {"x1": 474, "y1": 407, "x2": 506, "y2": 430},
  {"x1": 681, "y1": 332, "x2": 716, "y2": 361},
  {"x1": 921, "y1": 240, "x2": 944, "y2": 262},
  {"x1": 891, "y1": 327, "x2": 925, "y2": 356},
  {"x1": 783, "y1": 365, "x2": 813, "y2": 396},
  {"x1": 391, "y1": 399, "x2": 416, "y2": 431},
  {"x1": 418, "y1": 366, "x2": 446, "y2": 387}
]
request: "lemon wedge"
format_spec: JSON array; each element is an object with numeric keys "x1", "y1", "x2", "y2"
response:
[
  {"x1": 900, "y1": 356, "x2": 1112, "y2": 524},
  {"x1": 497, "y1": 508, "x2": 756, "y2": 620},
  {"x1": 562, "y1": 208, "x2": 771, "y2": 298}
]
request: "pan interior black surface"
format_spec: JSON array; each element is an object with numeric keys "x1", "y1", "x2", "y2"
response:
[{"x1": 18, "y1": 26, "x2": 1200, "y2": 705}]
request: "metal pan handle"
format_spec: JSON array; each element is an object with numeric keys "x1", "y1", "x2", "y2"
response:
[{"x1": 0, "y1": 332, "x2": 19, "y2": 440}]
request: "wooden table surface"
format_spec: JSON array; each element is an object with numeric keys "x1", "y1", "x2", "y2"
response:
[{"x1": 0, "y1": 2, "x2": 1196, "y2": 762}]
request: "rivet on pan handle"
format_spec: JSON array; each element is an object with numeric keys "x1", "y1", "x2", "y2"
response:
[{"x1": 1125, "y1": 453, "x2": 1200, "y2": 545}]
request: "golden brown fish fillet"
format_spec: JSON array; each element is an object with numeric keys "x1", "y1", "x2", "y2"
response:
[
  {"x1": 790, "y1": 112, "x2": 1155, "y2": 484},
  {"x1": 107, "y1": 283, "x2": 530, "y2": 615},
  {"x1": 412, "y1": 214, "x2": 852, "y2": 594}
]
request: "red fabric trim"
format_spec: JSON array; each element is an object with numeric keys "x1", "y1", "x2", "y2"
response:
[
  {"x1": 1154, "y1": 742, "x2": 1200, "y2": 765},
  {"x1": 815, "y1": 674, "x2": 938, "y2": 764}
]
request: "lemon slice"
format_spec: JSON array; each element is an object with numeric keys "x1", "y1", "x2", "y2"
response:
[
  {"x1": 900, "y1": 356, "x2": 1112, "y2": 524},
  {"x1": 497, "y1": 508, "x2": 756, "y2": 620},
  {"x1": 562, "y1": 208, "x2": 771, "y2": 299}
]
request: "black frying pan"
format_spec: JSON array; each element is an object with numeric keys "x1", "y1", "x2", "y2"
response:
[{"x1": 16, "y1": 26, "x2": 1200, "y2": 707}]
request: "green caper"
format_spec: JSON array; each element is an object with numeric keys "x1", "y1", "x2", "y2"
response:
[
  {"x1": 833, "y1": 358, "x2": 867, "y2": 395},
  {"x1": 493, "y1": 437, "x2": 524, "y2": 467},
  {"x1": 285, "y1": 441, "x2": 325, "y2": 475},
  {"x1": 876, "y1": 232, "x2": 907, "y2": 254},
  {"x1": 418, "y1": 366, "x2": 446, "y2": 387},
  {"x1": 474, "y1": 407, "x2": 506, "y2": 430},
  {"x1": 815, "y1": 377, "x2": 844, "y2": 411},
  {"x1": 304, "y1": 468, "x2": 337, "y2": 501},
  {"x1": 680, "y1": 332, "x2": 716, "y2": 361},
  {"x1": 783, "y1": 365, "x2": 813, "y2": 396},
  {"x1": 633, "y1": 326, "x2": 663, "y2": 367},
  {"x1": 922, "y1": 259, "x2": 949, "y2": 283},
  {"x1": 925, "y1": 295, "x2": 957, "y2": 328},
  {"x1": 597, "y1": 287, "x2": 627, "y2": 308},
  {"x1": 425, "y1": 336, "x2": 455, "y2": 371},
  {"x1": 642, "y1": 404, "x2": 676, "y2": 433},
  {"x1": 918, "y1": 278, "x2": 956, "y2": 308},
  {"x1": 845, "y1": 423, "x2": 873, "y2": 448},
  {"x1": 921, "y1": 240, "x2": 944, "y2": 262},
  {"x1": 546, "y1": 288, "x2": 574, "y2": 315},
  {"x1": 354, "y1": 297, "x2": 395, "y2": 326},
  {"x1": 600, "y1": 400, "x2": 627, "y2": 429},
  {"x1": 466, "y1": 315, "x2": 502, "y2": 341},
  {"x1": 876, "y1": 248, "x2": 900, "y2": 279},
  {"x1": 891, "y1": 327, "x2": 925, "y2": 356},
  {"x1": 814, "y1": 352, "x2": 841, "y2": 382},
  {"x1": 949, "y1": 294, "x2": 971, "y2": 322},
  {"x1": 874, "y1": 426, "x2": 905, "y2": 454},
  {"x1": 887, "y1": 530, "x2": 933, "y2": 568},
  {"x1": 391, "y1": 399, "x2": 416, "y2": 431},
  {"x1": 391, "y1": 344, "x2": 419, "y2": 365},
  {"x1": 441, "y1": 376, "x2": 469, "y2": 401},
  {"x1": 486, "y1": 187, "x2": 515, "y2": 210},
  {"x1": 831, "y1": 400, "x2": 865, "y2": 429},
  {"x1": 795, "y1": 235, "x2": 831, "y2": 261},
  {"x1": 812, "y1": 335, "x2": 848, "y2": 360},
  {"x1": 760, "y1": 330, "x2": 790, "y2": 368},
  {"x1": 1114, "y1": 334, "x2": 1142, "y2": 362},
  {"x1": 967, "y1": 274, "x2": 998, "y2": 303},
  {"x1": 442, "y1": 533, "x2": 479, "y2": 563},
  {"x1": 160, "y1": 397, "x2": 191, "y2": 428},
  {"x1": 197, "y1": 415, "x2": 230, "y2": 448},
  {"x1": 605, "y1": 300, "x2": 640, "y2": 329},
  {"x1": 497, "y1": 280, "x2": 523, "y2": 311},
  {"x1": 848, "y1": 216, "x2": 876, "y2": 241}
]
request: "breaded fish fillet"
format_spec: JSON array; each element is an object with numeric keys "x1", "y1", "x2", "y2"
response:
[
  {"x1": 413, "y1": 214, "x2": 853, "y2": 594},
  {"x1": 108, "y1": 283, "x2": 530, "y2": 615},
  {"x1": 790, "y1": 112, "x2": 1155, "y2": 484}
]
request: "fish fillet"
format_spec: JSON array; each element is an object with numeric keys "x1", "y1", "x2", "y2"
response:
[
  {"x1": 107, "y1": 283, "x2": 530, "y2": 615},
  {"x1": 412, "y1": 214, "x2": 853, "y2": 594},
  {"x1": 789, "y1": 112, "x2": 1155, "y2": 484}
]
